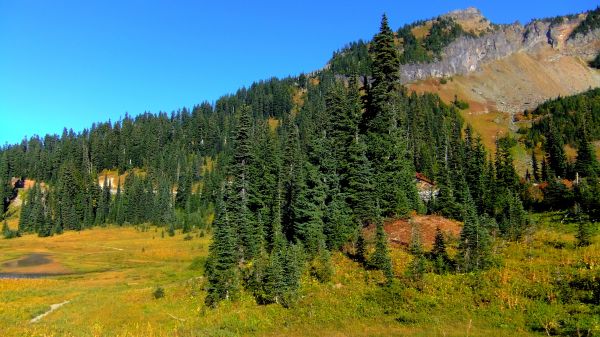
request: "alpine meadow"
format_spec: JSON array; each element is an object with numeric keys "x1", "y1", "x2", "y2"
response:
[{"x1": 1, "y1": 2, "x2": 599, "y2": 337}]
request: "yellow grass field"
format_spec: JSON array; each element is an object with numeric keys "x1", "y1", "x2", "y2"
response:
[{"x1": 0, "y1": 220, "x2": 598, "y2": 337}]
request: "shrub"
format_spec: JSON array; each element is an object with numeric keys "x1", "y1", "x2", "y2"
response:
[{"x1": 153, "y1": 286, "x2": 165, "y2": 299}]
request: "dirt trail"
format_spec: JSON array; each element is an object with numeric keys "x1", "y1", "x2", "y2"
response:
[{"x1": 30, "y1": 300, "x2": 70, "y2": 323}]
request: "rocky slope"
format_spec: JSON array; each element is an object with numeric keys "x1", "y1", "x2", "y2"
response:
[
  {"x1": 401, "y1": 8, "x2": 600, "y2": 85},
  {"x1": 403, "y1": 8, "x2": 600, "y2": 152}
]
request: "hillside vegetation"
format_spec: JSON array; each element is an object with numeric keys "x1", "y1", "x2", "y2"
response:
[
  {"x1": 1, "y1": 218, "x2": 598, "y2": 336},
  {"x1": 0, "y1": 7, "x2": 599, "y2": 337}
]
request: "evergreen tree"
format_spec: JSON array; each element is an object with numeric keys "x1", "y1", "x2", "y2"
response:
[
  {"x1": 458, "y1": 195, "x2": 492, "y2": 272},
  {"x1": 231, "y1": 106, "x2": 261, "y2": 261},
  {"x1": 95, "y1": 175, "x2": 110, "y2": 225},
  {"x1": 281, "y1": 118, "x2": 303, "y2": 241},
  {"x1": 430, "y1": 227, "x2": 450, "y2": 274},
  {"x1": 205, "y1": 187, "x2": 240, "y2": 307},
  {"x1": 355, "y1": 231, "x2": 367, "y2": 264},
  {"x1": 293, "y1": 162, "x2": 326, "y2": 257},
  {"x1": 574, "y1": 130, "x2": 600, "y2": 178},
  {"x1": 113, "y1": 177, "x2": 124, "y2": 225},
  {"x1": 545, "y1": 120, "x2": 567, "y2": 178},
  {"x1": 18, "y1": 186, "x2": 34, "y2": 232},
  {"x1": 361, "y1": 14, "x2": 417, "y2": 217},
  {"x1": 501, "y1": 192, "x2": 528, "y2": 240},
  {"x1": 369, "y1": 210, "x2": 394, "y2": 283},
  {"x1": 531, "y1": 151, "x2": 540, "y2": 182},
  {"x1": 345, "y1": 138, "x2": 376, "y2": 225},
  {"x1": 175, "y1": 165, "x2": 192, "y2": 209},
  {"x1": 575, "y1": 204, "x2": 592, "y2": 247},
  {"x1": 154, "y1": 177, "x2": 174, "y2": 226},
  {"x1": 432, "y1": 165, "x2": 462, "y2": 219},
  {"x1": 260, "y1": 248, "x2": 286, "y2": 304},
  {"x1": 576, "y1": 218, "x2": 592, "y2": 247},
  {"x1": 407, "y1": 222, "x2": 426, "y2": 283},
  {"x1": 541, "y1": 157, "x2": 550, "y2": 181}
]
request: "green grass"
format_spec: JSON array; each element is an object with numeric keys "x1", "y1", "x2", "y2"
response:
[{"x1": 0, "y1": 218, "x2": 598, "y2": 337}]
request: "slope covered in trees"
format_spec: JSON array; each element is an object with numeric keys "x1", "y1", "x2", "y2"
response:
[
  {"x1": 328, "y1": 16, "x2": 469, "y2": 76},
  {"x1": 517, "y1": 88, "x2": 600, "y2": 224},
  {"x1": 2, "y1": 14, "x2": 528, "y2": 294},
  {"x1": 0, "y1": 9, "x2": 598, "y2": 337}
]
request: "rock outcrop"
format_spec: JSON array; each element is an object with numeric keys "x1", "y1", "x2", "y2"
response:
[{"x1": 400, "y1": 10, "x2": 600, "y2": 84}]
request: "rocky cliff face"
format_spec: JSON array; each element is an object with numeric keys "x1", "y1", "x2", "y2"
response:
[{"x1": 400, "y1": 9, "x2": 600, "y2": 84}]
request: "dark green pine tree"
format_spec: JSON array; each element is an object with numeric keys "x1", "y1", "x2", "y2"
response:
[
  {"x1": 175, "y1": 165, "x2": 192, "y2": 209},
  {"x1": 363, "y1": 14, "x2": 400, "y2": 129},
  {"x1": 323, "y1": 184, "x2": 354, "y2": 251},
  {"x1": 575, "y1": 217, "x2": 592, "y2": 247},
  {"x1": 281, "y1": 117, "x2": 303, "y2": 242},
  {"x1": 113, "y1": 177, "x2": 124, "y2": 225},
  {"x1": 279, "y1": 242, "x2": 304, "y2": 307},
  {"x1": 369, "y1": 209, "x2": 394, "y2": 283},
  {"x1": 231, "y1": 106, "x2": 261, "y2": 261},
  {"x1": 56, "y1": 163, "x2": 83, "y2": 231},
  {"x1": 531, "y1": 151, "x2": 540, "y2": 182},
  {"x1": 355, "y1": 231, "x2": 367, "y2": 264},
  {"x1": 0, "y1": 152, "x2": 11, "y2": 214},
  {"x1": 26, "y1": 183, "x2": 51, "y2": 237},
  {"x1": 574, "y1": 129, "x2": 600, "y2": 178},
  {"x1": 95, "y1": 175, "x2": 110, "y2": 226},
  {"x1": 545, "y1": 120, "x2": 567, "y2": 178},
  {"x1": 541, "y1": 157, "x2": 550, "y2": 182},
  {"x1": 464, "y1": 133, "x2": 488, "y2": 211},
  {"x1": 293, "y1": 161, "x2": 327, "y2": 257},
  {"x1": 430, "y1": 227, "x2": 450, "y2": 274},
  {"x1": 361, "y1": 14, "x2": 416, "y2": 217},
  {"x1": 432, "y1": 164, "x2": 461, "y2": 220},
  {"x1": 495, "y1": 138, "x2": 519, "y2": 192},
  {"x1": 407, "y1": 222, "x2": 426, "y2": 283},
  {"x1": 204, "y1": 187, "x2": 240, "y2": 307},
  {"x1": 262, "y1": 246, "x2": 286, "y2": 304},
  {"x1": 154, "y1": 177, "x2": 174, "y2": 226},
  {"x1": 345, "y1": 138, "x2": 376, "y2": 225},
  {"x1": 18, "y1": 185, "x2": 34, "y2": 232},
  {"x1": 502, "y1": 192, "x2": 528, "y2": 240},
  {"x1": 458, "y1": 195, "x2": 492, "y2": 272}
]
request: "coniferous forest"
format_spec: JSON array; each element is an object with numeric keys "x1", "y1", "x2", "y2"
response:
[{"x1": 1, "y1": 11, "x2": 599, "y2": 337}]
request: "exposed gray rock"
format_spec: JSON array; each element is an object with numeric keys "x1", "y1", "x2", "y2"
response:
[{"x1": 399, "y1": 11, "x2": 600, "y2": 84}]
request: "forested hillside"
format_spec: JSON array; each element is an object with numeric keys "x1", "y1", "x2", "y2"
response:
[{"x1": 1, "y1": 12, "x2": 599, "y2": 335}]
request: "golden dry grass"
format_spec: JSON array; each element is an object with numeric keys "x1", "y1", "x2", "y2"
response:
[{"x1": 0, "y1": 219, "x2": 597, "y2": 336}]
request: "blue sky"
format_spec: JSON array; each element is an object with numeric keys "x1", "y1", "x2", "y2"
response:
[{"x1": 0, "y1": 0, "x2": 597, "y2": 144}]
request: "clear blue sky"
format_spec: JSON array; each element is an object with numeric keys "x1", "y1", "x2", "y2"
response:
[{"x1": 0, "y1": 0, "x2": 597, "y2": 145}]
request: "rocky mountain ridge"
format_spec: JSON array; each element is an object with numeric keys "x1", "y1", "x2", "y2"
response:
[{"x1": 400, "y1": 8, "x2": 600, "y2": 84}]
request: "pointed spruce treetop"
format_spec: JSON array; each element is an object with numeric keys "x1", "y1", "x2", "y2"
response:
[{"x1": 371, "y1": 13, "x2": 400, "y2": 91}]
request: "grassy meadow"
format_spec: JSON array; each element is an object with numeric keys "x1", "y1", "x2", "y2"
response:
[{"x1": 0, "y1": 214, "x2": 598, "y2": 337}]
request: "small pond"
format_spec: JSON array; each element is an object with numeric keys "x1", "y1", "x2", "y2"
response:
[{"x1": 0, "y1": 253, "x2": 71, "y2": 279}]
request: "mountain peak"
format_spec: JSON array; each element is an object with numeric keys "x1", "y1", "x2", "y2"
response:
[{"x1": 441, "y1": 7, "x2": 491, "y2": 35}]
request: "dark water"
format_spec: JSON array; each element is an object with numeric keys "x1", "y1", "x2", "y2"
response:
[
  {"x1": 0, "y1": 273, "x2": 56, "y2": 279},
  {"x1": 0, "y1": 253, "x2": 68, "y2": 279},
  {"x1": 2, "y1": 253, "x2": 51, "y2": 268}
]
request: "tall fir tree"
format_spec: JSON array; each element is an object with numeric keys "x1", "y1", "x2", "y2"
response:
[
  {"x1": 361, "y1": 14, "x2": 417, "y2": 217},
  {"x1": 231, "y1": 106, "x2": 261, "y2": 261},
  {"x1": 458, "y1": 195, "x2": 492, "y2": 272},
  {"x1": 574, "y1": 128, "x2": 599, "y2": 178},
  {"x1": 369, "y1": 209, "x2": 394, "y2": 283},
  {"x1": 204, "y1": 186, "x2": 240, "y2": 307},
  {"x1": 545, "y1": 119, "x2": 567, "y2": 178},
  {"x1": 531, "y1": 151, "x2": 540, "y2": 182},
  {"x1": 430, "y1": 227, "x2": 450, "y2": 274}
]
